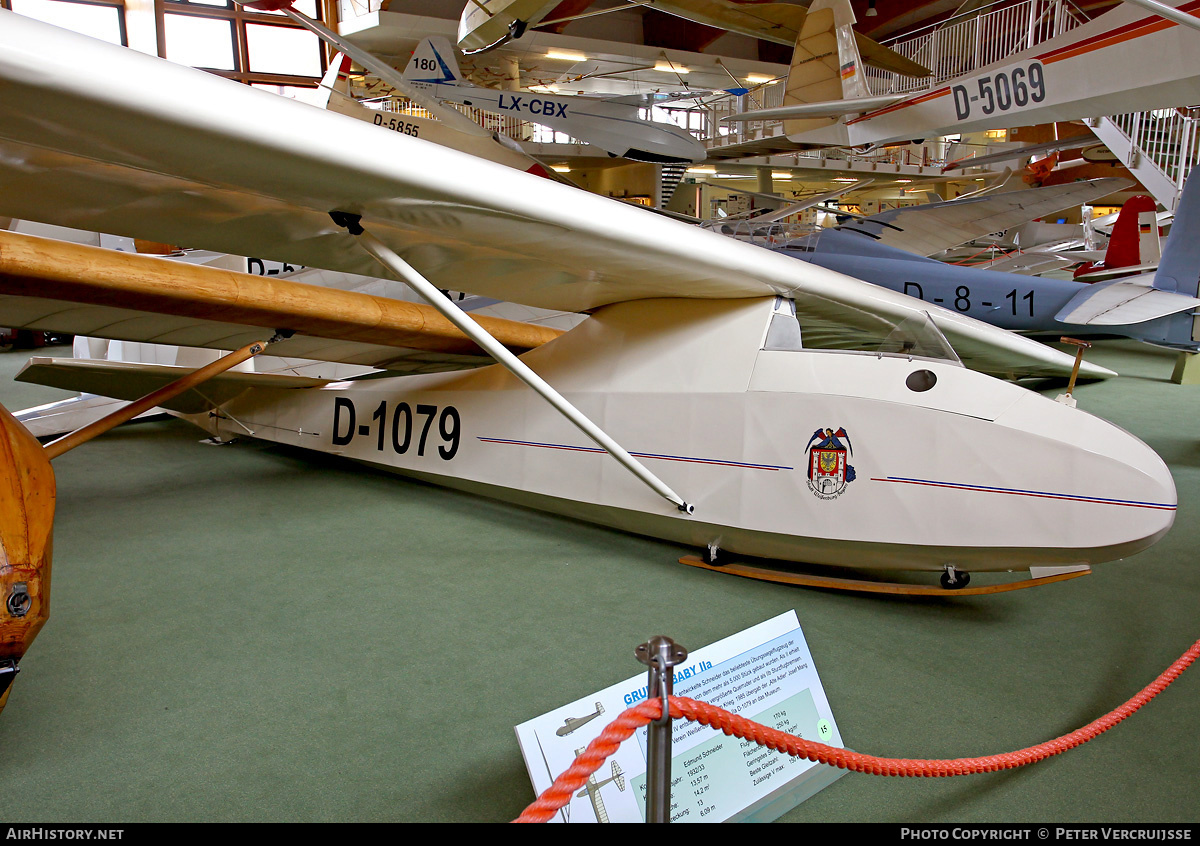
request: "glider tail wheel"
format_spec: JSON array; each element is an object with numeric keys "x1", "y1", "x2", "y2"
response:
[{"x1": 940, "y1": 567, "x2": 972, "y2": 590}]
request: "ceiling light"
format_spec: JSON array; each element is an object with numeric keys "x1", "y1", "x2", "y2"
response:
[
  {"x1": 895, "y1": 179, "x2": 912, "y2": 183},
  {"x1": 545, "y1": 50, "x2": 587, "y2": 62},
  {"x1": 867, "y1": 0, "x2": 878, "y2": 17},
  {"x1": 686, "y1": 165, "x2": 716, "y2": 174},
  {"x1": 714, "y1": 173, "x2": 747, "y2": 179},
  {"x1": 771, "y1": 172, "x2": 793, "y2": 180},
  {"x1": 832, "y1": 177, "x2": 858, "y2": 182},
  {"x1": 745, "y1": 74, "x2": 777, "y2": 85},
  {"x1": 653, "y1": 61, "x2": 689, "y2": 74},
  {"x1": 551, "y1": 164, "x2": 571, "y2": 173}
]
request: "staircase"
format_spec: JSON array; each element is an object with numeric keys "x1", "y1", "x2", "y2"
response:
[
  {"x1": 660, "y1": 163, "x2": 687, "y2": 206},
  {"x1": 1087, "y1": 110, "x2": 1200, "y2": 212}
]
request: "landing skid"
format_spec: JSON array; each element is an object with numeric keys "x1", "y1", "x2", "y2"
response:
[{"x1": 678, "y1": 556, "x2": 1091, "y2": 595}]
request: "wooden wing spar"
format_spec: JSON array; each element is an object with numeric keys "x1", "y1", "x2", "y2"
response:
[{"x1": 0, "y1": 231, "x2": 561, "y2": 373}]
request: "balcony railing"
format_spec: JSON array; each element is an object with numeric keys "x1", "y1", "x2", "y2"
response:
[
  {"x1": 1106, "y1": 108, "x2": 1200, "y2": 186},
  {"x1": 865, "y1": 0, "x2": 1088, "y2": 96}
]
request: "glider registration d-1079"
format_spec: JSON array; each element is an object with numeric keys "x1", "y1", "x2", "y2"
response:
[{"x1": 0, "y1": 10, "x2": 1179, "y2": 710}]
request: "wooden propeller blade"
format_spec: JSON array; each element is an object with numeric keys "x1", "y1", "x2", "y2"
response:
[{"x1": 0, "y1": 402, "x2": 55, "y2": 715}]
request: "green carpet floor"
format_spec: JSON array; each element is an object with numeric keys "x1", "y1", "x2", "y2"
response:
[{"x1": 0, "y1": 341, "x2": 1196, "y2": 823}]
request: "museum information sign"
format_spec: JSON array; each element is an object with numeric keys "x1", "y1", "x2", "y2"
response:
[{"x1": 514, "y1": 611, "x2": 845, "y2": 822}]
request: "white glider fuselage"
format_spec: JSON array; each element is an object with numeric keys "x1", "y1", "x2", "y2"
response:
[
  {"x1": 405, "y1": 32, "x2": 704, "y2": 163},
  {"x1": 197, "y1": 298, "x2": 1176, "y2": 572},
  {"x1": 321, "y1": 91, "x2": 559, "y2": 180},
  {"x1": 790, "y1": 0, "x2": 1200, "y2": 149},
  {"x1": 408, "y1": 79, "x2": 707, "y2": 164}
]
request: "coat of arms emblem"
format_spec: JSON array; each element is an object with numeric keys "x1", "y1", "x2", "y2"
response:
[{"x1": 805, "y1": 427, "x2": 856, "y2": 499}]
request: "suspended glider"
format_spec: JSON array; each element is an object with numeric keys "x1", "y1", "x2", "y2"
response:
[
  {"x1": 455, "y1": 0, "x2": 930, "y2": 81},
  {"x1": 789, "y1": 179, "x2": 1135, "y2": 258},
  {"x1": 722, "y1": 0, "x2": 1200, "y2": 151},
  {"x1": 942, "y1": 137, "x2": 1101, "y2": 175},
  {"x1": 402, "y1": 36, "x2": 707, "y2": 164},
  {"x1": 312, "y1": 51, "x2": 562, "y2": 181}
]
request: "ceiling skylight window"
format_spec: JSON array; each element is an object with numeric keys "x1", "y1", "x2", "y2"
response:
[
  {"x1": 10, "y1": 0, "x2": 124, "y2": 45},
  {"x1": 165, "y1": 13, "x2": 236, "y2": 70},
  {"x1": 246, "y1": 22, "x2": 322, "y2": 76}
]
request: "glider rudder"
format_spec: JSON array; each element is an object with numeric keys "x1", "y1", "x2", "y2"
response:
[
  {"x1": 782, "y1": 0, "x2": 869, "y2": 135},
  {"x1": 1074, "y1": 195, "x2": 1158, "y2": 279},
  {"x1": 404, "y1": 36, "x2": 465, "y2": 85}
]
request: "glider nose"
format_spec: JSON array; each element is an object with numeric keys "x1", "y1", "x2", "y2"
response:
[
  {"x1": 992, "y1": 393, "x2": 1176, "y2": 560},
  {"x1": 0, "y1": 403, "x2": 55, "y2": 716}
]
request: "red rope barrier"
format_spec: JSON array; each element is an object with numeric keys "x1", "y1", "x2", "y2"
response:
[{"x1": 513, "y1": 637, "x2": 1200, "y2": 822}]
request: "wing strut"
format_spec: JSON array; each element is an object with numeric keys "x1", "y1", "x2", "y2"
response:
[{"x1": 331, "y1": 214, "x2": 694, "y2": 515}]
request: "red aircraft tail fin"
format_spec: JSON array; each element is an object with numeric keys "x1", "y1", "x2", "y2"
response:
[{"x1": 1075, "y1": 195, "x2": 1157, "y2": 279}]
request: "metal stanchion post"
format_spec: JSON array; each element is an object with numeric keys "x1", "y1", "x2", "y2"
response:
[
  {"x1": 1055, "y1": 336, "x2": 1092, "y2": 408},
  {"x1": 636, "y1": 635, "x2": 688, "y2": 823}
]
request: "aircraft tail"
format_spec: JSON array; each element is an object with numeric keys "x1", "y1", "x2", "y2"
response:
[
  {"x1": 1082, "y1": 203, "x2": 1096, "y2": 252},
  {"x1": 1073, "y1": 195, "x2": 1157, "y2": 280},
  {"x1": 17, "y1": 357, "x2": 331, "y2": 416},
  {"x1": 1150, "y1": 179, "x2": 1200, "y2": 295},
  {"x1": 311, "y1": 52, "x2": 352, "y2": 111},
  {"x1": 403, "y1": 36, "x2": 465, "y2": 85},
  {"x1": 612, "y1": 761, "x2": 625, "y2": 792},
  {"x1": 1084, "y1": 176, "x2": 1200, "y2": 349},
  {"x1": 782, "y1": 0, "x2": 871, "y2": 135}
]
